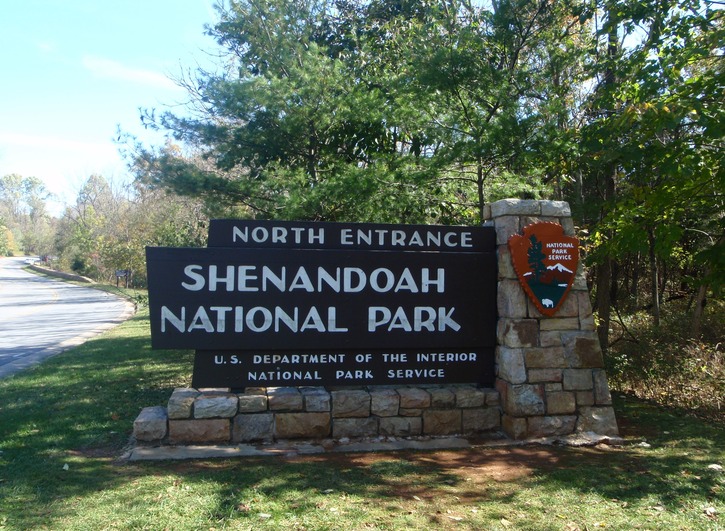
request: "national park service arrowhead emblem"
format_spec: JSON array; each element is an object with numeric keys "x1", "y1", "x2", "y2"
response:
[{"x1": 508, "y1": 222, "x2": 579, "y2": 316}]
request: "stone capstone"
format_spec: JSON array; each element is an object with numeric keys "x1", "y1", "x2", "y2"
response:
[
  {"x1": 301, "y1": 388, "x2": 331, "y2": 412},
  {"x1": 370, "y1": 388, "x2": 399, "y2": 416},
  {"x1": 194, "y1": 393, "x2": 238, "y2": 419},
  {"x1": 238, "y1": 394, "x2": 268, "y2": 413},
  {"x1": 167, "y1": 388, "x2": 199, "y2": 419},
  {"x1": 134, "y1": 406, "x2": 168, "y2": 441},
  {"x1": 268, "y1": 387, "x2": 303, "y2": 411},
  {"x1": 397, "y1": 387, "x2": 431, "y2": 409},
  {"x1": 331, "y1": 390, "x2": 371, "y2": 418}
]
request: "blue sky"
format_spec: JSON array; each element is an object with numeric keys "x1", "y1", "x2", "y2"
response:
[{"x1": 0, "y1": 1, "x2": 219, "y2": 212}]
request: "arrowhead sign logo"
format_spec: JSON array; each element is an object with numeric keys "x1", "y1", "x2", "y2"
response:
[{"x1": 508, "y1": 222, "x2": 579, "y2": 317}]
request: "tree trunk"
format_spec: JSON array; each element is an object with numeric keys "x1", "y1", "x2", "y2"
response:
[
  {"x1": 691, "y1": 280, "x2": 708, "y2": 337},
  {"x1": 648, "y1": 228, "x2": 660, "y2": 327},
  {"x1": 596, "y1": 3, "x2": 620, "y2": 355}
]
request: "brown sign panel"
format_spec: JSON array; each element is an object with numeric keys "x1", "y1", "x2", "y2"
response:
[
  {"x1": 147, "y1": 221, "x2": 497, "y2": 388},
  {"x1": 508, "y1": 222, "x2": 579, "y2": 316},
  {"x1": 192, "y1": 348, "x2": 494, "y2": 388},
  {"x1": 208, "y1": 219, "x2": 495, "y2": 251}
]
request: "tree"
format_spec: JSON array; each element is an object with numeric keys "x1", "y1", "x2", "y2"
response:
[
  {"x1": 132, "y1": 0, "x2": 591, "y2": 224},
  {"x1": 578, "y1": 1, "x2": 724, "y2": 342},
  {"x1": 0, "y1": 174, "x2": 54, "y2": 255}
]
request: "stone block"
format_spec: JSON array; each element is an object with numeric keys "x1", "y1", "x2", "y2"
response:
[
  {"x1": 484, "y1": 389, "x2": 501, "y2": 406},
  {"x1": 168, "y1": 419, "x2": 230, "y2": 444},
  {"x1": 562, "y1": 332, "x2": 604, "y2": 368},
  {"x1": 560, "y1": 217, "x2": 575, "y2": 236},
  {"x1": 496, "y1": 347, "x2": 527, "y2": 384},
  {"x1": 528, "y1": 368, "x2": 563, "y2": 383},
  {"x1": 462, "y1": 408, "x2": 500, "y2": 433},
  {"x1": 524, "y1": 347, "x2": 567, "y2": 369},
  {"x1": 331, "y1": 390, "x2": 371, "y2": 418},
  {"x1": 490, "y1": 199, "x2": 541, "y2": 218},
  {"x1": 540, "y1": 331, "x2": 563, "y2": 348},
  {"x1": 275, "y1": 412, "x2": 331, "y2": 439},
  {"x1": 167, "y1": 388, "x2": 199, "y2": 420},
  {"x1": 593, "y1": 369, "x2": 613, "y2": 405},
  {"x1": 238, "y1": 394, "x2": 268, "y2": 413},
  {"x1": 497, "y1": 245, "x2": 517, "y2": 279},
  {"x1": 194, "y1": 394, "x2": 238, "y2": 419},
  {"x1": 370, "y1": 388, "x2": 399, "y2": 416},
  {"x1": 497, "y1": 319, "x2": 539, "y2": 348},
  {"x1": 423, "y1": 410, "x2": 462, "y2": 435},
  {"x1": 301, "y1": 388, "x2": 331, "y2": 412},
  {"x1": 576, "y1": 406, "x2": 619, "y2": 436},
  {"x1": 134, "y1": 406, "x2": 168, "y2": 441},
  {"x1": 580, "y1": 313, "x2": 596, "y2": 331},
  {"x1": 503, "y1": 384, "x2": 545, "y2": 416},
  {"x1": 429, "y1": 388, "x2": 455, "y2": 408},
  {"x1": 502, "y1": 415, "x2": 528, "y2": 440},
  {"x1": 540, "y1": 318, "x2": 582, "y2": 331},
  {"x1": 397, "y1": 387, "x2": 431, "y2": 409},
  {"x1": 528, "y1": 415, "x2": 577, "y2": 437},
  {"x1": 379, "y1": 416, "x2": 422, "y2": 436},
  {"x1": 546, "y1": 391, "x2": 576, "y2": 415},
  {"x1": 576, "y1": 391, "x2": 595, "y2": 406},
  {"x1": 545, "y1": 383, "x2": 563, "y2": 392},
  {"x1": 577, "y1": 291, "x2": 594, "y2": 318},
  {"x1": 546, "y1": 292, "x2": 579, "y2": 318},
  {"x1": 244, "y1": 387, "x2": 267, "y2": 395},
  {"x1": 333, "y1": 417, "x2": 378, "y2": 438},
  {"x1": 540, "y1": 200, "x2": 571, "y2": 217},
  {"x1": 268, "y1": 387, "x2": 303, "y2": 411},
  {"x1": 455, "y1": 386, "x2": 486, "y2": 408},
  {"x1": 232, "y1": 413, "x2": 274, "y2": 442},
  {"x1": 493, "y1": 215, "x2": 521, "y2": 246},
  {"x1": 399, "y1": 408, "x2": 423, "y2": 417},
  {"x1": 563, "y1": 369, "x2": 593, "y2": 391},
  {"x1": 498, "y1": 280, "x2": 528, "y2": 319}
]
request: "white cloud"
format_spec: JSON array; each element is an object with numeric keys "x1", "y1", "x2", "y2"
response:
[{"x1": 81, "y1": 55, "x2": 181, "y2": 91}]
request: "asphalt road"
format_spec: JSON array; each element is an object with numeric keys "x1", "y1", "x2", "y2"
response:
[{"x1": 0, "y1": 257, "x2": 135, "y2": 378}]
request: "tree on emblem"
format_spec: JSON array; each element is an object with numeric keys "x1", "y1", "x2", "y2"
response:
[{"x1": 527, "y1": 235, "x2": 547, "y2": 283}]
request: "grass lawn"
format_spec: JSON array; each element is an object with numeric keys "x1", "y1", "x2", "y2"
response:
[{"x1": 0, "y1": 308, "x2": 723, "y2": 530}]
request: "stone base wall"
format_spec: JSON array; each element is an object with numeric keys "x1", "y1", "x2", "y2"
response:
[
  {"x1": 133, "y1": 199, "x2": 619, "y2": 447},
  {"x1": 486, "y1": 199, "x2": 619, "y2": 439},
  {"x1": 134, "y1": 385, "x2": 501, "y2": 445}
]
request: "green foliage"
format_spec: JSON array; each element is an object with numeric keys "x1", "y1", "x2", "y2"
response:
[
  {"x1": 0, "y1": 174, "x2": 55, "y2": 255},
  {"x1": 134, "y1": 0, "x2": 590, "y2": 223},
  {"x1": 607, "y1": 299, "x2": 725, "y2": 422},
  {"x1": 128, "y1": 0, "x2": 724, "y2": 345}
]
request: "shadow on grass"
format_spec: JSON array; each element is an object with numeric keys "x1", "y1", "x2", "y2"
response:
[{"x1": 1, "y1": 313, "x2": 723, "y2": 529}]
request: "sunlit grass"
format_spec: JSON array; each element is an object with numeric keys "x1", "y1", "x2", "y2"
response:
[{"x1": 0, "y1": 307, "x2": 723, "y2": 530}]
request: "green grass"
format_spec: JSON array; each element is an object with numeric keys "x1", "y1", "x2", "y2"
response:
[{"x1": 1, "y1": 308, "x2": 724, "y2": 530}]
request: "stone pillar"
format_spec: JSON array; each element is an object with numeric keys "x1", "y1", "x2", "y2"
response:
[{"x1": 486, "y1": 199, "x2": 618, "y2": 439}]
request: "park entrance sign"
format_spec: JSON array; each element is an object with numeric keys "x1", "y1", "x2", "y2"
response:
[{"x1": 146, "y1": 220, "x2": 497, "y2": 388}]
